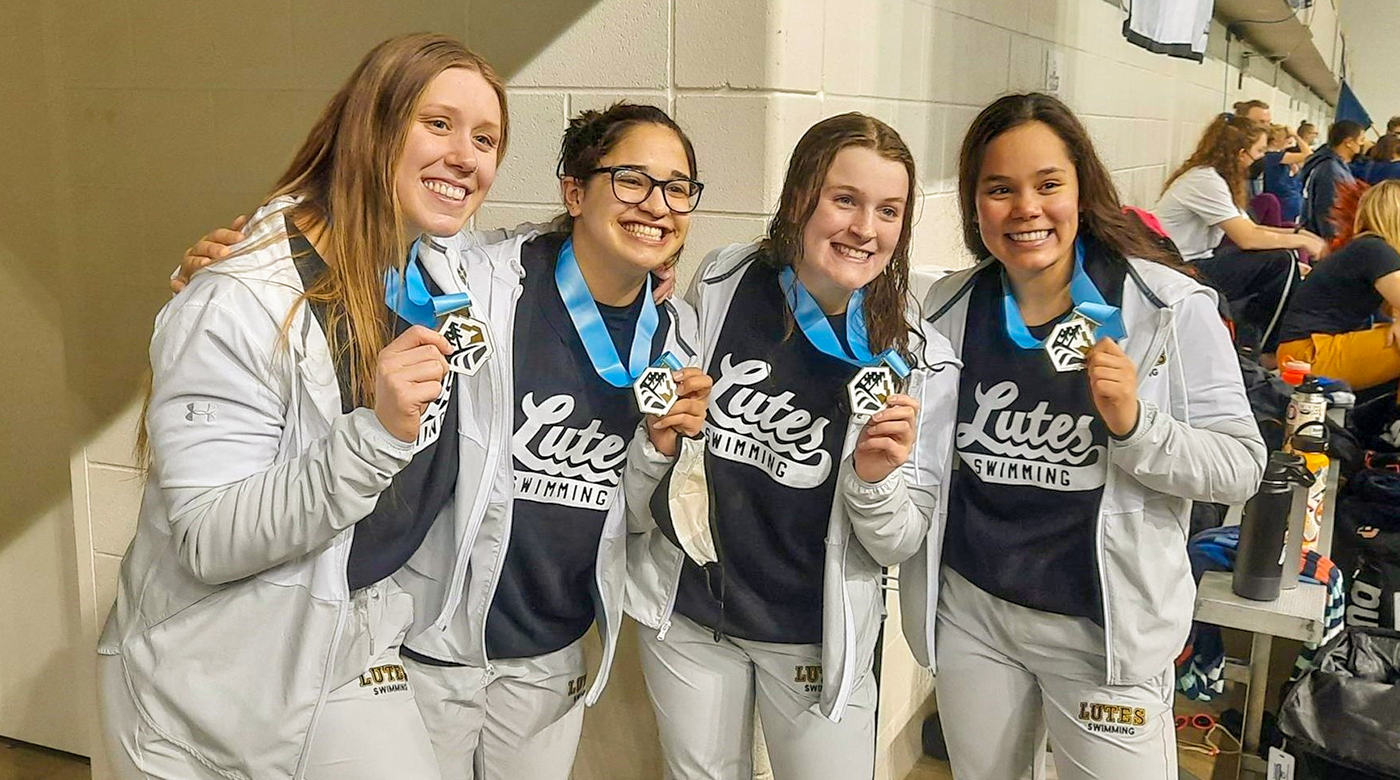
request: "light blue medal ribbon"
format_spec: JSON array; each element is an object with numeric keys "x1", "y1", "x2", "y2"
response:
[
  {"x1": 777, "y1": 266, "x2": 911, "y2": 378},
  {"x1": 556, "y1": 238, "x2": 675, "y2": 388},
  {"x1": 1000, "y1": 238, "x2": 1125, "y2": 348},
  {"x1": 384, "y1": 241, "x2": 473, "y2": 327}
]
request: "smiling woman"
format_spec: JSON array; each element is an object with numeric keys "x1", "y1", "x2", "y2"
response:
[
  {"x1": 98, "y1": 33, "x2": 509, "y2": 780},
  {"x1": 914, "y1": 92, "x2": 1265, "y2": 780},
  {"x1": 397, "y1": 66, "x2": 504, "y2": 237},
  {"x1": 623, "y1": 113, "x2": 961, "y2": 780}
]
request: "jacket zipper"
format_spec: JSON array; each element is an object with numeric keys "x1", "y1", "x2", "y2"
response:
[
  {"x1": 1094, "y1": 314, "x2": 1172, "y2": 683},
  {"x1": 435, "y1": 283, "x2": 521, "y2": 632},
  {"x1": 295, "y1": 540, "x2": 350, "y2": 778},
  {"x1": 472, "y1": 281, "x2": 524, "y2": 664},
  {"x1": 828, "y1": 414, "x2": 867, "y2": 720}
]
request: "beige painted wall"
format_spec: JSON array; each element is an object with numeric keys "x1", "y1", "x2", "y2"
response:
[
  {"x1": 2, "y1": 1, "x2": 1347, "y2": 779},
  {"x1": 1340, "y1": 0, "x2": 1400, "y2": 134}
]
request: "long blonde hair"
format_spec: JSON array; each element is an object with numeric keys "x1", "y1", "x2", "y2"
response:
[
  {"x1": 138, "y1": 35, "x2": 507, "y2": 464},
  {"x1": 273, "y1": 33, "x2": 507, "y2": 407},
  {"x1": 1355, "y1": 179, "x2": 1400, "y2": 250}
]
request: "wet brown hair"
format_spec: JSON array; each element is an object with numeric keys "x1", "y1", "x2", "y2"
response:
[
  {"x1": 1164, "y1": 113, "x2": 1266, "y2": 209},
  {"x1": 958, "y1": 93, "x2": 1179, "y2": 268},
  {"x1": 759, "y1": 112, "x2": 916, "y2": 357}
]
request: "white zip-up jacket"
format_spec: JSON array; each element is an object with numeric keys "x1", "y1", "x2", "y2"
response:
[
  {"x1": 625, "y1": 243, "x2": 961, "y2": 722},
  {"x1": 393, "y1": 230, "x2": 700, "y2": 708},
  {"x1": 98, "y1": 199, "x2": 420, "y2": 779},
  {"x1": 905, "y1": 254, "x2": 1267, "y2": 685}
]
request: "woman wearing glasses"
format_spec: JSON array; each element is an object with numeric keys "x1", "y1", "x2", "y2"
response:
[
  {"x1": 171, "y1": 102, "x2": 712, "y2": 780},
  {"x1": 627, "y1": 113, "x2": 959, "y2": 780},
  {"x1": 380, "y1": 102, "x2": 712, "y2": 780}
]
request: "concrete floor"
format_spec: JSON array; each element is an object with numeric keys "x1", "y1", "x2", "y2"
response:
[{"x1": 0, "y1": 738, "x2": 88, "y2": 780}]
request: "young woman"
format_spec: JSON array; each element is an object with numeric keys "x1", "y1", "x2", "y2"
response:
[
  {"x1": 1277, "y1": 179, "x2": 1400, "y2": 397},
  {"x1": 172, "y1": 103, "x2": 712, "y2": 780},
  {"x1": 1352, "y1": 134, "x2": 1400, "y2": 185},
  {"x1": 1154, "y1": 113, "x2": 1326, "y2": 356},
  {"x1": 626, "y1": 113, "x2": 959, "y2": 780},
  {"x1": 394, "y1": 103, "x2": 710, "y2": 780},
  {"x1": 99, "y1": 34, "x2": 508, "y2": 780},
  {"x1": 1260, "y1": 123, "x2": 1310, "y2": 224},
  {"x1": 914, "y1": 93, "x2": 1265, "y2": 779}
]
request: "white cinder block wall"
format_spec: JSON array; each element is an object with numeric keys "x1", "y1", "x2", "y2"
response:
[{"x1": 47, "y1": 1, "x2": 1337, "y2": 779}]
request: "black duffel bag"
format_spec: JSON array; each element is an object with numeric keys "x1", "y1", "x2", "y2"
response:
[{"x1": 1278, "y1": 627, "x2": 1400, "y2": 779}]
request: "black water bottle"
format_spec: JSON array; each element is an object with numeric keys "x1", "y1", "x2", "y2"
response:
[{"x1": 1233, "y1": 451, "x2": 1315, "y2": 601}]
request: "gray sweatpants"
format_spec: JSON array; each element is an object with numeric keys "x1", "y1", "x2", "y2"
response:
[
  {"x1": 638, "y1": 613, "x2": 876, "y2": 780},
  {"x1": 934, "y1": 567, "x2": 1178, "y2": 780},
  {"x1": 406, "y1": 638, "x2": 587, "y2": 780}
]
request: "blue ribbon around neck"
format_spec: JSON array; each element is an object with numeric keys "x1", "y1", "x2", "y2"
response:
[
  {"x1": 555, "y1": 238, "x2": 668, "y2": 388},
  {"x1": 384, "y1": 241, "x2": 473, "y2": 328},
  {"x1": 1000, "y1": 238, "x2": 1125, "y2": 349},
  {"x1": 778, "y1": 266, "x2": 911, "y2": 378}
]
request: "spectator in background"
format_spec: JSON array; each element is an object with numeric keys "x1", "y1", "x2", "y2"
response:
[
  {"x1": 1301, "y1": 121, "x2": 1364, "y2": 239},
  {"x1": 1353, "y1": 134, "x2": 1400, "y2": 185},
  {"x1": 1297, "y1": 121, "x2": 1319, "y2": 149},
  {"x1": 1277, "y1": 180, "x2": 1400, "y2": 399},
  {"x1": 1234, "y1": 99, "x2": 1271, "y2": 125},
  {"x1": 1387, "y1": 116, "x2": 1400, "y2": 136},
  {"x1": 1261, "y1": 124, "x2": 1311, "y2": 225},
  {"x1": 1235, "y1": 100, "x2": 1272, "y2": 198},
  {"x1": 1154, "y1": 113, "x2": 1325, "y2": 356}
]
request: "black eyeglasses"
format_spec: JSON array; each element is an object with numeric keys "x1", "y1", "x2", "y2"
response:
[{"x1": 584, "y1": 166, "x2": 705, "y2": 213}]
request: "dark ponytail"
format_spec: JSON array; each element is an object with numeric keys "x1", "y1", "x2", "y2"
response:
[{"x1": 555, "y1": 102, "x2": 698, "y2": 231}]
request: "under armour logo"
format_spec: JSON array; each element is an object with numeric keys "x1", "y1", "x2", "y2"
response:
[{"x1": 185, "y1": 402, "x2": 216, "y2": 422}]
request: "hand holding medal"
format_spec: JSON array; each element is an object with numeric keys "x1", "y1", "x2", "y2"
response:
[
  {"x1": 645, "y1": 366, "x2": 713, "y2": 458},
  {"x1": 1085, "y1": 336, "x2": 1139, "y2": 437},
  {"x1": 853, "y1": 393, "x2": 921, "y2": 483}
]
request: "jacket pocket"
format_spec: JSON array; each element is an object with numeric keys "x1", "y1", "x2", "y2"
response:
[
  {"x1": 1099, "y1": 507, "x2": 1195, "y2": 683},
  {"x1": 125, "y1": 579, "x2": 340, "y2": 780}
]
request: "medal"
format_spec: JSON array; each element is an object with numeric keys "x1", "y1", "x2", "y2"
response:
[
  {"x1": 778, "y1": 266, "x2": 911, "y2": 417},
  {"x1": 1002, "y1": 238, "x2": 1124, "y2": 372},
  {"x1": 634, "y1": 353, "x2": 684, "y2": 416},
  {"x1": 847, "y1": 365, "x2": 896, "y2": 417},
  {"x1": 1045, "y1": 309, "x2": 1099, "y2": 372},
  {"x1": 385, "y1": 241, "x2": 494, "y2": 376},
  {"x1": 439, "y1": 312, "x2": 493, "y2": 376}
]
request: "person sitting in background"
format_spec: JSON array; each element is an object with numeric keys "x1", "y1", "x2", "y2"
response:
[
  {"x1": 1301, "y1": 121, "x2": 1364, "y2": 239},
  {"x1": 1236, "y1": 100, "x2": 1273, "y2": 198},
  {"x1": 1259, "y1": 124, "x2": 1311, "y2": 225},
  {"x1": 1352, "y1": 134, "x2": 1400, "y2": 185},
  {"x1": 1154, "y1": 113, "x2": 1326, "y2": 357},
  {"x1": 1277, "y1": 179, "x2": 1400, "y2": 399},
  {"x1": 1388, "y1": 116, "x2": 1400, "y2": 136},
  {"x1": 1234, "y1": 99, "x2": 1271, "y2": 125},
  {"x1": 1296, "y1": 121, "x2": 1319, "y2": 150}
]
